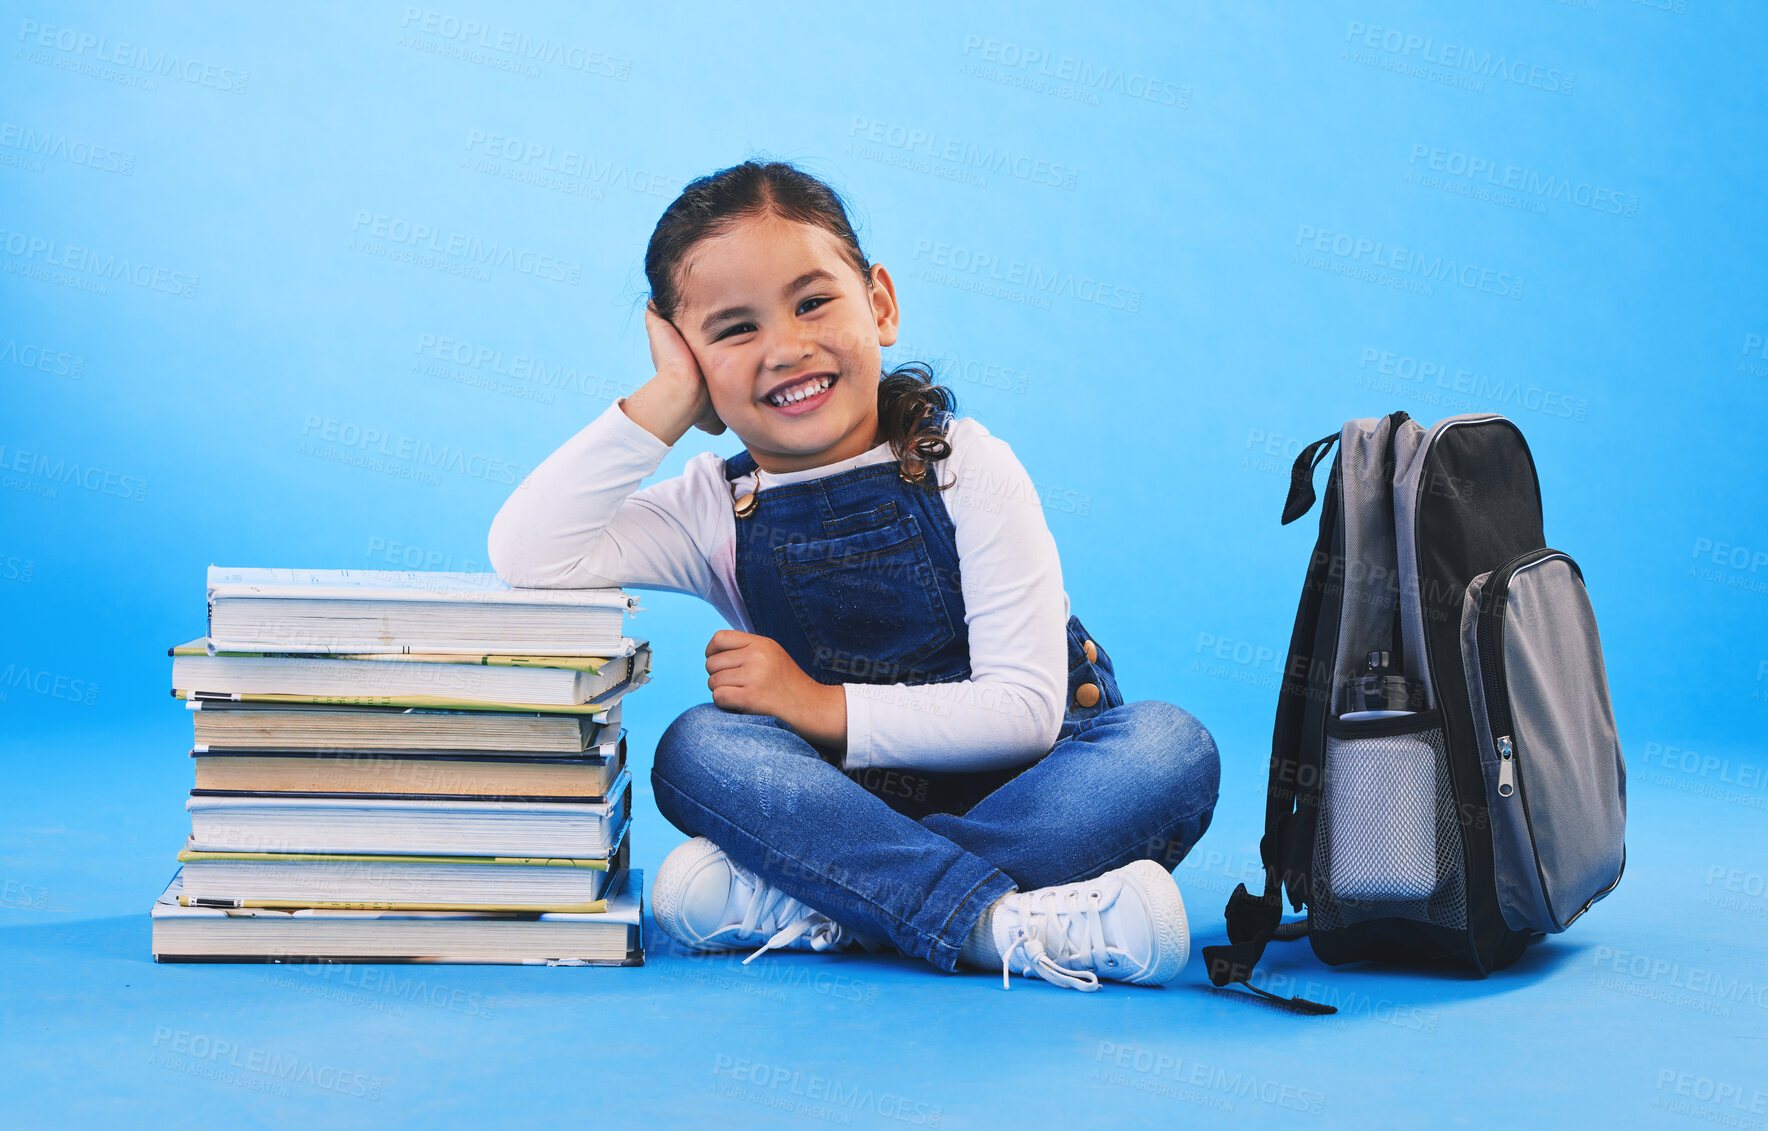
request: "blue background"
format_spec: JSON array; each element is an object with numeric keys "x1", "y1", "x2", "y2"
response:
[{"x1": 4, "y1": 1, "x2": 1766, "y2": 1127}]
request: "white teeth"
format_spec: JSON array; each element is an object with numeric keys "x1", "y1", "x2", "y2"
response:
[{"x1": 769, "y1": 375, "x2": 833, "y2": 406}]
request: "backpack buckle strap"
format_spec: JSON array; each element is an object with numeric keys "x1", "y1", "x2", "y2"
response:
[
  {"x1": 1223, "y1": 882, "x2": 1280, "y2": 945},
  {"x1": 1281, "y1": 431, "x2": 1340, "y2": 525},
  {"x1": 1203, "y1": 886, "x2": 1337, "y2": 1015}
]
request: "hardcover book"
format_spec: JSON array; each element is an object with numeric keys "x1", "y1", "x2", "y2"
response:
[
  {"x1": 171, "y1": 638, "x2": 651, "y2": 711},
  {"x1": 185, "y1": 771, "x2": 632, "y2": 856},
  {"x1": 206, "y1": 567, "x2": 638, "y2": 656},
  {"x1": 188, "y1": 700, "x2": 621, "y2": 753},
  {"x1": 151, "y1": 868, "x2": 646, "y2": 965},
  {"x1": 176, "y1": 836, "x2": 630, "y2": 912},
  {"x1": 189, "y1": 734, "x2": 626, "y2": 798}
]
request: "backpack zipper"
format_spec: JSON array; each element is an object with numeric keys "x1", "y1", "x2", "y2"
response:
[
  {"x1": 1495, "y1": 735, "x2": 1515, "y2": 797},
  {"x1": 1476, "y1": 547, "x2": 1583, "y2": 929}
]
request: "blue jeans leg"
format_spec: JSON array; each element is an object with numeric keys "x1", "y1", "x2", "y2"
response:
[
  {"x1": 651, "y1": 702, "x2": 1017, "y2": 973},
  {"x1": 920, "y1": 699, "x2": 1221, "y2": 891}
]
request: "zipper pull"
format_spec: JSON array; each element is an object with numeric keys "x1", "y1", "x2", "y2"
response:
[{"x1": 1496, "y1": 735, "x2": 1516, "y2": 797}]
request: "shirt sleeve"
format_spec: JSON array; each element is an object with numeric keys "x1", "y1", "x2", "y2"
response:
[
  {"x1": 840, "y1": 421, "x2": 1069, "y2": 773},
  {"x1": 485, "y1": 399, "x2": 749, "y2": 628}
]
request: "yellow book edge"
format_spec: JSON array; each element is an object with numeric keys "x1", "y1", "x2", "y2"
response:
[
  {"x1": 170, "y1": 637, "x2": 614, "y2": 673},
  {"x1": 173, "y1": 690, "x2": 614, "y2": 715},
  {"x1": 175, "y1": 895, "x2": 613, "y2": 912},
  {"x1": 175, "y1": 849, "x2": 612, "y2": 868}
]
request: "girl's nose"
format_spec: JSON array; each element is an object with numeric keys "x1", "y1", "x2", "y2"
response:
[{"x1": 762, "y1": 329, "x2": 815, "y2": 370}]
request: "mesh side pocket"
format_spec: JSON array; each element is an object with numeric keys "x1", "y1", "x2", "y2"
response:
[{"x1": 1311, "y1": 721, "x2": 1467, "y2": 932}]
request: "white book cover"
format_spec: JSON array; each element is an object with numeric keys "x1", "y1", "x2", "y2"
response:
[
  {"x1": 206, "y1": 566, "x2": 637, "y2": 609},
  {"x1": 185, "y1": 770, "x2": 631, "y2": 818},
  {"x1": 183, "y1": 772, "x2": 632, "y2": 855},
  {"x1": 171, "y1": 645, "x2": 648, "y2": 707}
]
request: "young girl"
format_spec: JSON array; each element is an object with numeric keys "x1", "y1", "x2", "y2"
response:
[{"x1": 487, "y1": 160, "x2": 1219, "y2": 991}]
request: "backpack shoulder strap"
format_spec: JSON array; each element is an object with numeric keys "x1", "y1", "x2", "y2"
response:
[
  {"x1": 1282, "y1": 432, "x2": 1341, "y2": 525},
  {"x1": 1204, "y1": 411, "x2": 1413, "y2": 1014},
  {"x1": 1204, "y1": 427, "x2": 1342, "y2": 1015}
]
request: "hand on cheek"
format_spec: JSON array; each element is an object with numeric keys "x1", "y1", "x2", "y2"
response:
[{"x1": 704, "y1": 630, "x2": 846, "y2": 754}]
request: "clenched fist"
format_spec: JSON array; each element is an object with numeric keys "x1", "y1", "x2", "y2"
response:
[{"x1": 705, "y1": 630, "x2": 847, "y2": 753}]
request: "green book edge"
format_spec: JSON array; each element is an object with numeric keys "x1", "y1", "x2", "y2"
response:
[{"x1": 175, "y1": 850, "x2": 613, "y2": 869}]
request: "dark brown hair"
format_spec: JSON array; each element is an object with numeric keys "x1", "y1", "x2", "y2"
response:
[{"x1": 643, "y1": 159, "x2": 957, "y2": 487}]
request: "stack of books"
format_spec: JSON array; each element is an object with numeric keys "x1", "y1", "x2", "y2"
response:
[{"x1": 150, "y1": 567, "x2": 650, "y2": 966}]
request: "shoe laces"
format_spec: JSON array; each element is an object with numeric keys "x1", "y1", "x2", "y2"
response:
[
  {"x1": 998, "y1": 881, "x2": 1133, "y2": 992},
  {"x1": 726, "y1": 862, "x2": 851, "y2": 966}
]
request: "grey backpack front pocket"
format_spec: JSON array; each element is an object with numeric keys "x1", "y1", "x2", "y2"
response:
[{"x1": 1461, "y1": 550, "x2": 1627, "y2": 933}]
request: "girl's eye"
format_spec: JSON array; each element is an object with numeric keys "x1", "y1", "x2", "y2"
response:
[{"x1": 712, "y1": 297, "x2": 829, "y2": 341}]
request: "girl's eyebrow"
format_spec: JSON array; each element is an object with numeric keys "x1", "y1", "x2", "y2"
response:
[{"x1": 699, "y1": 269, "x2": 837, "y2": 334}]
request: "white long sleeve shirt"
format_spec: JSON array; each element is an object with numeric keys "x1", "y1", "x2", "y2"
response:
[{"x1": 486, "y1": 399, "x2": 1071, "y2": 772}]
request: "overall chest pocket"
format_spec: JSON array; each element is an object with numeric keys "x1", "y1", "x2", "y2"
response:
[{"x1": 775, "y1": 511, "x2": 959, "y2": 684}]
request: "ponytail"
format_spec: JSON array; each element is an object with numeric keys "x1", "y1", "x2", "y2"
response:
[{"x1": 877, "y1": 360, "x2": 958, "y2": 488}]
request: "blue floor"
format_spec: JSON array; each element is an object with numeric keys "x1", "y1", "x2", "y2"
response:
[
  {"x1": 5, "y1": 0, "x2": 1766, "y2": 1125},
  {"x1": 5, "y1": 706, "x2": 1763, "y2": 1129}
]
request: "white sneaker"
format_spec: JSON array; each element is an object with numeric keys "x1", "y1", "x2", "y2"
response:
[
  {"x1": 990, "y1": 860, "x2": 1190, "y2": 991},
  {"x1": 651, "y1": 837, "x2": 855, "y2": 964}
]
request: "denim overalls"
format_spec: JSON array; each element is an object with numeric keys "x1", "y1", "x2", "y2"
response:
[
  {"x1": 649, "y1": 434, "x2": 1219, "y2": 971},
  {"x1": 720, "y1": 443, "x2": 1125, "y2": 817}
]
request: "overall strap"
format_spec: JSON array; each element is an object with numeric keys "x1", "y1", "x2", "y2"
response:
[{"x1": 723, "y1": 449, "x2": 758, "y2": 480}]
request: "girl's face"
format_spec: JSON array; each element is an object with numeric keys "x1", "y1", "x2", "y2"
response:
[{"x1": 673, "y1": 211, "x2": 900, "y2": 473}]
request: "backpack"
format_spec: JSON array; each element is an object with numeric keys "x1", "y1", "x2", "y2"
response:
[{"x1": 1202, "y1": 411, "x2": 1627, "y2": 1013}]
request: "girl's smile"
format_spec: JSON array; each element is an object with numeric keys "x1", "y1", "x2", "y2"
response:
[
  {"x1": 761, "y1": 371, "x2": 838, "y2": 414},
  {"x1": 673, "y1": 211, "x2": 901, "y2": 473}
]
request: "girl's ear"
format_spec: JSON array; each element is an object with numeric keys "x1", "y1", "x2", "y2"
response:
[{"x1": 869, "y1": 263, "x2": 901, "y2": 348}]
